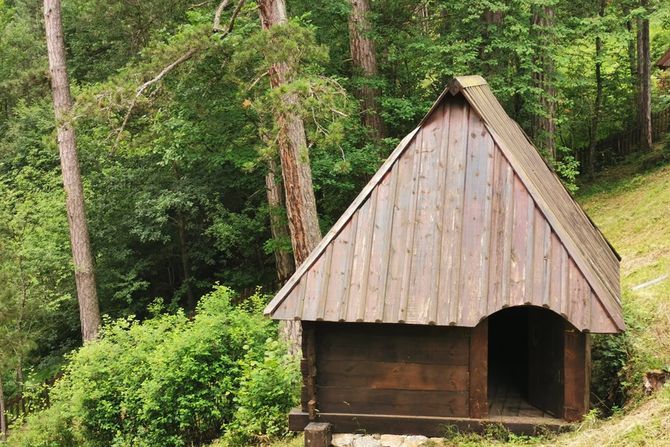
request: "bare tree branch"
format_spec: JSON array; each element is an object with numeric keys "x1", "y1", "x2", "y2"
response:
[
  {"x1": 212, "y1": 0, "x2": 231, "y2": 31},
  {"x1": 213, "y1": 0, "x2": 245, "y2": 38},
  {"x1": 114, "y1": 0, "x2": 246, "y2": 149},
  {"x1": 114, "y1": 48, "x2": 198, "y2": 149}
]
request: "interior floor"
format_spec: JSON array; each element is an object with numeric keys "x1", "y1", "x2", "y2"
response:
[
  {"x1": 488, "y1": 375, "x2": 556, "y2": 418},
  {"x1": 487, "y1": 307, "x2": 562, "y2": 420}
]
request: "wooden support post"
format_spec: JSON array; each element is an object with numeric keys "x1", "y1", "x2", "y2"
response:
[
  {"x1": 469, "y1": 320, "x2": 488, "y2": 418},
  {"x1": 304, "y1": 422, "x2": 332, "y2": 447},
  {"x1": 302, "y1": 321, "x2": 318, "y2": 420},
  {"x1": 563, "y1": 327, "x2": 590, "y2": 422}
]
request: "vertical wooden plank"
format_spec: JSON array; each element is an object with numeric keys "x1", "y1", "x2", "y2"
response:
[
  {"x1": 438, "y1": 99, "x2": 470, "y2": 325},
  {"x1": 486, "y1": 147, "x2": 504, "y2": 316},
  {"x1": 548, "y1": 231, "x2": 563, "y2": 312},
  {"x1": 302, "y1": 322, "x2": 318, "y2": 420},
  {"x1": 532, "y1": 209, "x2": 549, "y2": 306},
  {"x1": 365, "y1": 172, "x2": 394, "y2": 322},
  {"x1": 356, "y1": 187, "x2": 379, "y2": 322},
  {"x1": 524, "y1": 198, "x2": 536, "y2": 305},
  {"x1": 398, "y1": 130, "x2": 424, "y2": 323},
  {"x1": 315, "y1": 245, "x2": 334, "y2": 320},
  {"x1": 469, "y1": 321, "x2": 488, "y2": 418},
  {"x1": 384, "y1": 138, "x2": 416, "y2": 322},
  {"x1": 430, "y1": 104, "x2": 451, "y2": 325},
  {"x1": 323, "y1": 220, "x2": 354, "y2": 321},
  {"x1": 510, "y1": 176, "x2": 529, "y2": 307},
  {"x1": 410, "y1": 105, "x2": 444, "y2": 324},
  {"x1": 563, "y1": 326, "x2": 589, "y2": 422},
  {"x1": 500, "y1": 163, "x2": 515, "y2": 309},
  {"x1": 302, "y1": 252, "x2": 328, "y2": 320},
  {"x1": 559, "y1": 248, "x2": 569, "y2": 318},
  {"x1": 346, "y1": 198, "x2": 374, "y2": 321},
  {"x1": 456, "y1": 109, "x2": 495, "y2": 324},
  {"x1": 336, "y1": 212, "x2": 359, "y2": 321}
]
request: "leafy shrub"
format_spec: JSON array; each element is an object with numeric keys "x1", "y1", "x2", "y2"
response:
[{"x1": 8, "y1": 286, "x2": 299, "y2": 447}]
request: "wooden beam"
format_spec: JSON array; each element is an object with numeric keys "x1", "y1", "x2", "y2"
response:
[
  {"x1": 563, "y1": 327, "x2": 590, "y2": 421},
  {"x1": 469, "y1": 321, "x2": 488, "y2": 418},
  {"x1": 302, "y1": 322, "x2": 318, "y2": 420},
  {"x1": 289, "y1": 409, "x2": 569, "y2": 437}
]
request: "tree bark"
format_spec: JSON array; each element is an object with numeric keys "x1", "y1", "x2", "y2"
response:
[
  {"x1": 347, "y1": 0, "x2": 385, "y2": 139},
  {"x1": 175, "y1": 211, "x2": 195, "y2": 313},
  {"x1": 265, "y1": 158, "x2": 295, "y2": 285},
  {"x1": 44, "y1": 0, "x2": 101, "y2": 342},
  {"x1": 258, "y1": 0, "x2": 322, "y2": 354},
  {"x1": 0, "y1": 376, "x2": 6, "y2": 442},
  {"x1": 588, "y1": 0, "x2": 606, "y2": 177},
  {"x1": 531, "y1": 5, "x2": 557, "y2": 159},
  {"x1": 637, "y1": 0, "x2": 652, "y2": 151}
]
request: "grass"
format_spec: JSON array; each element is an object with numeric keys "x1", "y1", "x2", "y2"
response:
[{"x1": 257, "y1": 150, "x2": 670, "y2": 447}]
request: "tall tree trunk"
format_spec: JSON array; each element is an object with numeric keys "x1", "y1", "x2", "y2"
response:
[
  {"x1": 258, "y1": 0, "x2": 322, "y2": 353},
  {"x1": 0, "y1": 376, "x2": 6, "y2": 442},
  {"x1": 589, "y1": 0, "x2": 606, "y2": 177},
  {"x1": 265, "y1": 158, "x2": 295, "y2": 285},
  {"x1": 531, "y1": 5, "x2": 557, "y2": 159},
  {"x1": 44, "y1": 0, "x2": 101, "y2": 342},
  {"x1": 637, "y1": 0, "x2": 652, "y2": 151},
  {"x1": 15, "y1": 362, "x2": 24, "y2": 415},
  {"x1": 175, "y1": 211, "x2": 195, "y2": 313},
  {"x1": 348, "y1": 0, "x2": 385, "y2": 139}
]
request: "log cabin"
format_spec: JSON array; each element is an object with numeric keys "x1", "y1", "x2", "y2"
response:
[{"x1": 264, "y1": 76, "x2": 624, "y2": 438}]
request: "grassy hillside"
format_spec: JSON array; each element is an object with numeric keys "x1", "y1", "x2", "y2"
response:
[{"x1": 265, "y1": 154, "x2": 670, "y2": 447}]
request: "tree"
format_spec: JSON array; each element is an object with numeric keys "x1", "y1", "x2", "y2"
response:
[
  {"x1": 258, "y1": 0, "x2": 323, "y2": 352},
  {"x1": 531, "y1": 3, "x2": 557, "y2": 159},
  {"x1": 265, "y1": 159, "x2": 295, "y2": 285},
  {"x1": 257, "y1": 0, "x2": 322, "y2": 266},
  {"x1": 347, "y1": 0, "x2": 385, "y2": 139},
  {"x1": 0, "y1": 376, "x2": 5, "y2": 442},
  {"x1": 637, "y1": 0, "x2": 652, "y2": 150},
  {"x1": 589, "y1": 0, "x2": 606, "y2": 176},
  {"x1": 43, "y1": 0, "x2": 101, "y2": 341}
]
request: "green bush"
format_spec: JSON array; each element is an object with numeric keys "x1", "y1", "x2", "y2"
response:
[{"x1": 8, "y1": 286, "x2": 299, "y2": 447}]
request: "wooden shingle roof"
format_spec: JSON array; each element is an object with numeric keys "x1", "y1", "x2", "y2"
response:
[{"x1": 265, "y1": 76, "x2": 624, "y2": 333}]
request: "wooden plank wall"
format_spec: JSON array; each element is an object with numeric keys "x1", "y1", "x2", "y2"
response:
[
  {"x1": 272, "y1": 96, "x2": 617, "y2": 333},
  {"x1": 312, "y1": 323, "x2": 471, "y2": 417}
]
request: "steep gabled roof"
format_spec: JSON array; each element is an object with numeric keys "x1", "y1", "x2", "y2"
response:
[
  {"x1": 657, "y1": 47, "x2": 670, "y2": 69},
  {"x1": 264, "y1": 76, "x2": 623, "y2": 333}
]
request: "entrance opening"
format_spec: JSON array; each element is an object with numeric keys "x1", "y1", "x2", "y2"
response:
[{"x1": 487, "y1": 307, "x2": 565, "y2": 419}]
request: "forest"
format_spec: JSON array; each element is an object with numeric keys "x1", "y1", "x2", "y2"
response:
[{"x1": 0, "y1": 0, "x2": 670, "y2": 445}]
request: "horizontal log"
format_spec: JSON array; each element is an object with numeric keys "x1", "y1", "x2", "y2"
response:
[
  {"x1": 288, "y1": 409, "x2": 571, "y2": 436},
  {"x1": 316, "y1": 323, "x2": 469, "y2": 365},
  {"x1": 316, "y1": 386, "x2": 469, "y2": 417},
  {"x1": 317, "y1": 360, "x2": 468, "y2": 391}
]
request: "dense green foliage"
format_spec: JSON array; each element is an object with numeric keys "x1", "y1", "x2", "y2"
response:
[
  {"x1": 1, "y1": 0, "x2": 670, "y2": 444},
  {"x1": 6, "y1": 286, "x2": 299, "y2": 446}
]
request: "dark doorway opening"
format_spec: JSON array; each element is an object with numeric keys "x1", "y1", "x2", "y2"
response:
[{"x1": 487, "y1": 307, "x2": 565, "y2": 419}]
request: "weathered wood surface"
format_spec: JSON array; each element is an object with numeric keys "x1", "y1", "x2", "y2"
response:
[
  {"x1": 304, "y1": 422, "x2": 331, "y2": 447},
  {"x1": 301, "y1": 322, "x2": 318, "y2": 419},
  {"x1": 469, "y1": 321, "x2": 488, "y2": 418},
  {"x1": 314, "y1": 323, "x2": 470, "y2": 417},
  {"x1": 267, "y1": 79, "x2": 620, "y2": 333},
  {"x1": 289, "y1": 409, "x2": 570, "y2": 436},
  {"x1": 563, "y1": 328, "x2": 590, "y2": 422}
]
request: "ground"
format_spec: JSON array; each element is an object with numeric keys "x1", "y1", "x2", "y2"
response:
[{"x1": 251, "y1": 150, "x2": 670, "y2": 447}]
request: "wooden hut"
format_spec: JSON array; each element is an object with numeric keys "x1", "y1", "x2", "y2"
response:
[{"x1": 264, "y1": 76, "x2": 623, "y2": 438}]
